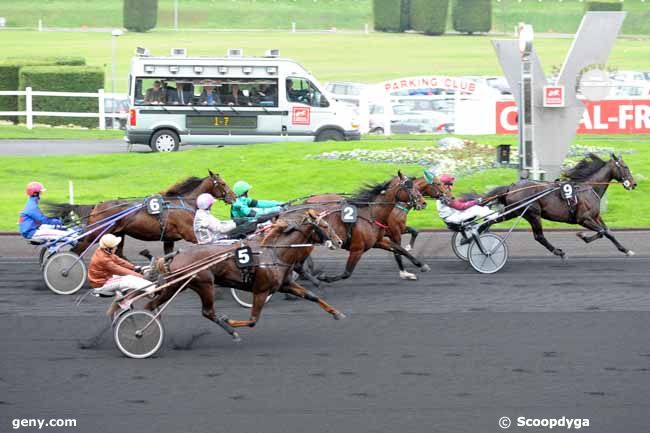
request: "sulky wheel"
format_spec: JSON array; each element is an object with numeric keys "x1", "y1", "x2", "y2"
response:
[
  {"x1": 42, "y1": 252, "x2": 87, "y2": 295},
  {"x1": 468, "y1": 233, "x2": 509, "y2": 274},
  {"x1": 230, "y1": 288, "x2": 273, "y2": 309},
  {"x1": 451, "y1": 231, "x2": 470, "y2": 262},
  {"x1": 113, "y1": 310, "x2": 164, "y2": 359}
]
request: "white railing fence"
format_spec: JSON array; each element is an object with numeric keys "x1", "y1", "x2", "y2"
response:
[{"x1": 0, "y1": 87, "x2": 127, "y2": 130}]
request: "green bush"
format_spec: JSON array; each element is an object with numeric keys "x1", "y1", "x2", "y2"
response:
[
  {"x1": 400, "y1": 0, "x2": 412, "y2": 31},
  {"x1": 0, "y1": 57, "x2": 86, "y2": 123},
  {"x1": 452, "y1": 0, "x2": 491, "y2": 34},
  {"x1": 373, "y1": 0, "x2": 404, "y2": 32},
  {"x1": 410, "y1": 0, "x2": 449, "y2": 35},
  {"x1": 123, "y1": 0, "x2": 158, "y2": 32},
  {"x1": 585, "y1": 1, "x2": 623, "y2": 12},
  {"x1": 18, "y1": 66, "x2": 104, "y2": 128}
]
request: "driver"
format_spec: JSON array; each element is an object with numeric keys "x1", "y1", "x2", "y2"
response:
[
  {"x1": 230, "y1": 181, "x2": 283, "y2": 221},
  {"x1": 19, "y1": 181, "x2": 75, "y2": 241},
  {"x1": 193, "y1": 193, "x2": 237, "y2": 244},
  {"x1": 431, "y1": 170, "x2": 495, "y2": 224}
]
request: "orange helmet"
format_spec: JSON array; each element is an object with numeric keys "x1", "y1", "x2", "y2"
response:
[{"x1": 26, "y1": 181, "x2": 46, "y2": 196}]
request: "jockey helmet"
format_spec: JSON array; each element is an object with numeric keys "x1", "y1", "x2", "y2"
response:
[
  {"x1": 197, "y1": 193, "x2": 216, "y2": 210},
  {"x1": 99, "y1": 234, "x2": 121, "y2": 249},
  {"x1": 439, "y1": 174, "x2": 455, "y2": 185},
  {"x1": 26, "y1": 181, "x2": 46, "y2": 197},
  {"x1": 233, "y1": 180, "x2": 251, "y2": 197},
  {"x1": 423, "y1": 168, "x2": 436, "y2": 185}
]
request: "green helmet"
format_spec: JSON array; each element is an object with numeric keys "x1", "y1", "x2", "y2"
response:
[
  {"x1": 233, "y1": 180, "x2": 251, "y2": 197},
  {"x1": 423, "y1": 168, "x2": 436, "y2": 185}
]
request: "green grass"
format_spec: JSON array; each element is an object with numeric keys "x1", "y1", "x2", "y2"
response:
[
  {"x1": 2, "y1": 0, "x2": 649, "y2": 34},
  {"x1": 0, "y1": 124, "x2": 123, "y2": 139},
  {"x1": 2, "y1": 134, "x2": 648, "y2": 232},
  {"x1": 0, "y1": 30, "x2": 649, "y2": 94}
]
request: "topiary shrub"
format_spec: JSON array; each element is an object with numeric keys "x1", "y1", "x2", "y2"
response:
[
  {"x1": 18, "y1": 66, "x2": 105, "y2": 128},
  {"x1": 584, "y1": 1, "x2": 623, "y2": 12},
  {"x1": 0, "y1": 57, "x2": 86, "y2": 123},
  {"x1": 123, "y1": 0, "x2": 158, "y2": 32},
  {"x1": 373, "y1": 0, "x2": 404, "y2": 32},
  {"x1": 410, "y1": 0, "x2": 449, "y2": 35},
  {"x1": 452, "y1": 0, "x2": 491, "y2": 34}
]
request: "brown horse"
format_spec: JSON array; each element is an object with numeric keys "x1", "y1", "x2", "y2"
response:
[
  {"x1": 144, "y1": 210, "x2": 345, "y2": 341},
  {"x1": 47, "y1": 170, "x2": 236, "y2": 257},
  {"x1": 385, "y1": 175, "x2": 447, "y2": 280},
  {"x1": 483, "y1": 154, "x2": 636, "y2": 258},
  {"x1": 300, "y1": 171, "x2": 428, "y2": 283}
]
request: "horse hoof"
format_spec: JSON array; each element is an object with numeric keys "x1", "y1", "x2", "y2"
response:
[
  {"x1": 404, "y1": 245, "x2": 412, "y2": 252},
  {"x1": 232, "y1": 333, "x2": 242, "y2": 343},
  {"x1": 420, "y1": 264, "x2": 431, "y2": 273},
  {"x1": 626, "y1": 250, "x2": 636, "y2": 256},
  {"x1": 334, "y1": 311, "x2": 346, "y2": 320},
  {"x1": 399, "y1": 271, "x2": 418, "y2": 281}
]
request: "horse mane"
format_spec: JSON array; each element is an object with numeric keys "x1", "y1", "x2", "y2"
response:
[
  {"x1": 261, "y1": 219, "x2": 289, "y2": 245},
  {"x1": 562, "y1": 153, "x2": 607, "y2": 182},
  {"x1": 349, "y1": 179, "x2": 395, "y2": 204},
  {"x1": 458, "y1": 192, "x2": 481, "y2": 201},
  {"x1": 161, "y1": 176, "x2": 204, "y2": 196}
]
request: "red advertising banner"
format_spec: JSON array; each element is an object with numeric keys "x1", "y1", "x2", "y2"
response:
[{"x1": 496, "y1": 99, "x2": 650, "y2": 134}]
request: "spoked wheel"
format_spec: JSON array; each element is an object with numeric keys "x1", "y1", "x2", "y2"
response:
[
  {"x1": 468, "y1": 233, "x2": 508, "y2": 274},
  {"x1": 451, "y1": 231, "x2": 471, "y2": 262},
  {"x1": 42, "y1": 252, "x2": 87, "y2": 295},
  {"x1": 113, "y1": 310, "x2": 164, "y2": 359},
  {"x1": 230, "y1": 288, "x2": 273, "y2": 308}
]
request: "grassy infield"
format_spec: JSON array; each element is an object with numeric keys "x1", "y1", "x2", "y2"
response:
[{"x1": 1, "y1": 2, "x2": 649, "y2": 230}]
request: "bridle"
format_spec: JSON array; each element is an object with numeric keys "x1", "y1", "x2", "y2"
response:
[
  {"x1": 611, "y1": 158, "x2": 633, "y2": 189},
  {"x1": 395, "y1": 178, "x2": 423, "y2": 209},
  {"x1": 210, "y1": 175, "x2": 236, "y2": 204}
]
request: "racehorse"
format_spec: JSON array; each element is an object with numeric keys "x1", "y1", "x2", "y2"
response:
[
  {"x1": 142, "y1": 209, "x2": 345, "y2": 340},
  {"x1": 483, "y1": 154, "x2": 636, "y2": 257},
  {"x1": 47, "y1": 170, "x2": 236, "y2": 256},
  {"x1": 300, "y1": 171, "x2": 428, "y2": 283},
  {"x1": 385, "y1": 175, "x2": 447, "y2": 280}
]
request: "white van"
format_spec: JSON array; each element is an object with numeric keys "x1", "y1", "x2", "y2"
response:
[{"x1": 126, "y1": 48, "x2": 360, "y2": 152}]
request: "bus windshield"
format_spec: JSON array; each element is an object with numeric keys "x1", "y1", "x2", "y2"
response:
[{"x1": 133, "y1": 77, "x2": 279, "y2": 107}]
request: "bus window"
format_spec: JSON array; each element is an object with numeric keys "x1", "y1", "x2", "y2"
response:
[
  {"x1": 133, "y1": 77, "x2": 278, "y2": 107},
  {"x1": 286, "y1": 77, "x2": 329, "y2": 108}
]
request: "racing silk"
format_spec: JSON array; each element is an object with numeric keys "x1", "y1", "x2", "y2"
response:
[
  {"x1": 230, "y1": 196, "x2": 281, "y2": 220},
  {"x1": 437, "y1": 198, "x2": 493, "y2": 225},
  {"x1": 193, "y1": 209, "x2": 237, "y2": 244},
  {"x1": 88, "y1": 248, "x2": 141, "y2": 288},
  {"x1": 18, "y1": 196, "x2": 62, "y2": 239}
]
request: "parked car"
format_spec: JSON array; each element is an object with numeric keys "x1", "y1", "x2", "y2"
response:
[
  {"x1": 104, "y1": 96, "x2": 129, "y2": 129},
  {"x1": 369, "y1": 110, "x2": 453, "y2": 134},
  {"x1": 610, "y1": 70, "x2": 647, "y2": 83},
  {"x1": 609, "y1": 83, "x2": 650, "y2": 98}
]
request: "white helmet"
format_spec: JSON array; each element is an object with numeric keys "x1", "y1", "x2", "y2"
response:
[{"x1": 197, "y1": 193, "x2": 216, "y2": 210}]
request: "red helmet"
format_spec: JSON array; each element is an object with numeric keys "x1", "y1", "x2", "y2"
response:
[
  {"x1": 26, "y1": 181, "x2": 46, "y2": 196},
  {"x1": 439, "y1": 174, "x2": 455, "y2": 185}
]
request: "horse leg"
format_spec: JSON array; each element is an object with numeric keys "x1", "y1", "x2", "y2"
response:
[
  {"x1": 225, "y1": 290, "x2": 270, "y2": 328},
  {"x1": 524, "y1": 214, "x2": 565, "y2": 258},
  {"x1": 405, "y1": 226, "x2": 419, "y2": 251},
  {"x1": 375, "y1": 238, "x2": 430, "y2": 278},
  {"x1": 163, "y1": 241, "x2": 175, "y2": 255},
  {"x1": 294, "y1": 259, "x2": 322, "y2": 289},
  {"x1": 387, "y1": 230, "x2": 414, "y2": 280},
  {"x1": 318, "y1": 250, "x2": 363, "y2": 283},
  {"x1": 281, "y1": 280, "x2": 345, "y2": 320},
  {"x1": 579, "y1": 217, "x2": 634, "y2": 256},
  {"x1": 196, "y1": 283, "x2": 241, "y2": 341}
]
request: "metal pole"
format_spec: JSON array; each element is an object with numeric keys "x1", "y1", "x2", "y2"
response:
[
  {"x1": 111, "y1": 35, "x2": 116, "y2": 130},
  {"x1": 174, "y1": 0, "x2": 178, "y2": 31}
]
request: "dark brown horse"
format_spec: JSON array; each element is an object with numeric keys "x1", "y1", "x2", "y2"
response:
[
  {"x1": 483, "y1": 154, "x2": 636, "y2": 257},
  {"x1": 301, "y1": 171, "x2": 428, "y2": 283},
  {"x1": 143, "y1": 210, "x2": 345, "y2": 341},
  {"x1": 47, "y1": 170, "x2": 236, "y2": 257},
  {"x1": 385, "y1": 175, "x2": 447, "y2": 280}
]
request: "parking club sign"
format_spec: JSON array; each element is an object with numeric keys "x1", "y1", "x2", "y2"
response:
[{"x1": 543, "y1": 85, "x2": 565, "y2": 107}]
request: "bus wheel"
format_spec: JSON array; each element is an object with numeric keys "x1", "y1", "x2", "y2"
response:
[
  {"x1": 316, "y1": 129, "x2": 344, "y2": 142},
  {"x1": 150, "y1": 129, "x2": 180, "y2": 152}
]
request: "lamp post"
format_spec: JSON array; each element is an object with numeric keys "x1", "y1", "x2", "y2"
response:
[
  {"x1": 111, "y1": 28, "x2": 123, "y2": 129},
  {"x1": 174, "y1": 0, "x2": 179, "y2": 31}
]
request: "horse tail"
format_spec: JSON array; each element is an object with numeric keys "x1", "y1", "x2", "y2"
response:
[
  {"x1": 43, "y1": 202, "x2": 95, "y2": 223},
  {"x1": 482, "y1": 185, "x2": 511, "y2": 205}
]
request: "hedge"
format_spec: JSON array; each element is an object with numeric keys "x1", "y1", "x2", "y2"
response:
[
  {"x1": 410, "y1": 0, "x2": 449, "y2": 35},
  {"x1": 452, "y1": 0, "x2": 491, "y2": 34},
  {"x1": 123, "y1": 0, "x2": 158, "y2": 32},
  {"x1": 0, "y1": 57, "x2": 86, "y2": 123},
  {"x1": 18, "y1": 66, "x2": 104, "y2": 128},
  {"x1": 584, "y1": 1, "x2": 623, "y2": 12},
  {"x1": 400, "y1": 0, "x2": 411, "y2": 32},
  {"x1": 373, "y1": 0, "x2": 404, "y2": 32}
]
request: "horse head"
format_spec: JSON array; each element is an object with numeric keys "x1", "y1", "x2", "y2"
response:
[
  {"x1": 418, "y1": 175, "x2": 447, "y2": 200},
  {"x1": 393, "y1": 171, "x2": 426, "y2": 211},
  {"x1": 208, "y1": 170, "x2": 237, "y2": 204},
  {"x1": 610, "y1": 154, "x2": 636, "y2": 190}
]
